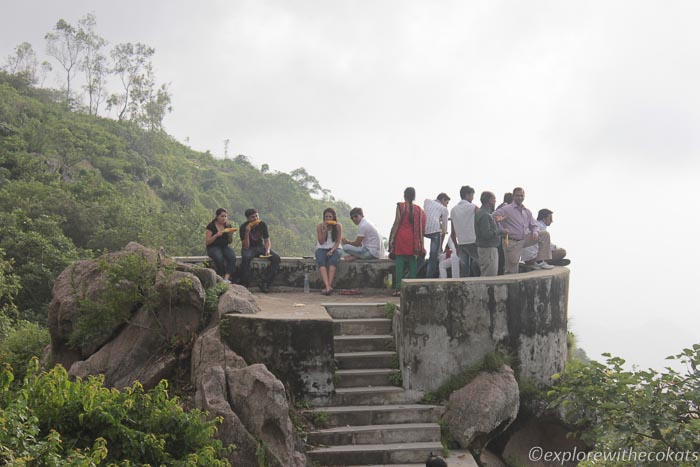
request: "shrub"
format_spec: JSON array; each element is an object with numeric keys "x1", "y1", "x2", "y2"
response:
[
  {"x1": 0, "y1": 320, "x2": 50, "y2": 380},
  {"x1": 0, "y1": 360, "x2": 233, "y2": 465}
]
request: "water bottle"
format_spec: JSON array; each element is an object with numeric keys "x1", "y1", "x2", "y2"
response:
[{"x1": 303, "y1": 273, "x2": 310, "y2": 294}]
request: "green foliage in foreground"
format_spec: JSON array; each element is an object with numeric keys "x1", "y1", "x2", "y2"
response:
[
  {"x1": 548, "y1": 344, "x2": 700, "y2": 457},
  {"x1": 0, "y1": 360, "x2": 232, "y2": 465}
]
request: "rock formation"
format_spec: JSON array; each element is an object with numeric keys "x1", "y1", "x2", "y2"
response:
[{"x1": 47, "y1": 243, "x2": 307, "y2": 466}]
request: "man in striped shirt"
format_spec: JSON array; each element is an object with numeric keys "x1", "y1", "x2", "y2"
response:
[
  {"x1": 423, "y1": 193, "x2": 450, "y2": 278},
  {"x1": 494, "y1": 187, "x2": 554, "y2": 274}
]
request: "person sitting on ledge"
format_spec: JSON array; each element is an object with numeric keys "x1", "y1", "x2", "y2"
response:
[
  {"x1": 205, "y1": 207, "x2": 236, "y2": 283},
  {"x1": 494, "y1": 187, "x2": 554, "y2": 274},
  {"x1": 239, "y1": 208, "x2": 281, "y2": 293},
  {"x1": 521, "y1": 208, "x2": 568, "y2": 266},
  {"x1": 341, "y1": 207, "x2": 385, "y2": 260},
  {"x1": 315, "y1": 207, "x2": 343, "y2": 295}
]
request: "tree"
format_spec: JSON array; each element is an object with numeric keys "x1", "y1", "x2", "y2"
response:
[
  {"x1": 45, "y1": 19, "x2": 84, "y2": 102},
  {"x1": 548, "y1": 345, "x2": 700, "y2": 458},
  {"x1": 78, "y1": 13, "x2": 108, "y2": 115},
  {"x1": 3, "y1": 42, "x2": 38, "y2": 83}
]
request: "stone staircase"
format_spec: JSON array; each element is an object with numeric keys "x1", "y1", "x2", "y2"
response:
[{"x1": 305, "y1": 303, "x2": 444, "y2": 466}]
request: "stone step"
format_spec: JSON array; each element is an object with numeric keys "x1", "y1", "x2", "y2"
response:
[
  {"x1": 335, "y1": 351, "x2": 397, "y2": 369},
  {"x1": 307, "y1": 441, "x2": 443, "y2": 465},
  {"x1": 335, "y1": 368, "x2": 400, "y2": 388},
  {"x1": 327, "y1": 386, "x2": 422, "y2": 406},
  {"x1": 304, "y1": 404, "x2": 444, "y2": 427},
  {"x1": 334, "y1": 335, "x2": 395, "y2": 353},
  {"x1": 334, "y1": 318, "x2": 393, "y2": 336},
  {"x1": 308, "y1": 422, "x2": 441, "y2": 446},
  {"x1": 324, "y1": 302, "x2": 389, "y2": 319}
]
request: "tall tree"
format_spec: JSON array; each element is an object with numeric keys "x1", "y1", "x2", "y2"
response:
[
  {"x1": 107, "y1": 42, "x2": 154, "y2": 121},
  {"x1": 3, "y1": 42, "x2": 39, "y2": 83},
  {"x1": 78, "y1": 13, "x2": 108, "y2": 115},
  {"x1": 45, "y1": 19, "x2": 84, "y2": 102}
]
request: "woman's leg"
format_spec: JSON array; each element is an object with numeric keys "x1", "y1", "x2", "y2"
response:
[
  {"x1": 395, "y1": 255, "x2": 406, "y2": 289},
  {"x1": 223, "y1": 246, "x2": 236, "y2": 280},
  {"x1": 319, "y1": 266, "x2": 330, "y2": 292},
  {"x1": 207, "y1": 246, "x2": 226, "y2": 277},
  {"x1": 407, "y1": 255, "x2": 417, "y2": 279},
  {"x1": 327, "y1": 250, "x2": 341, "y2": 290}
]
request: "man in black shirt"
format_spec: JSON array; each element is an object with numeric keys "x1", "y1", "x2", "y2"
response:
[{"x1": 239, "y1": 208, "x2": 281, "y2": 292}]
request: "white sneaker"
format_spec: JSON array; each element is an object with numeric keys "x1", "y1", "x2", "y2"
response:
[{"x1": 532, "y1": 261, "x2": 554, "y2": 270}]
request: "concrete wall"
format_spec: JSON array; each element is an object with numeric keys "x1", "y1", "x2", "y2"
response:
[
  {"x1": 220, "y1": 314, "x2": 335, "y2": 399},
  {"x1": 174, "y1": 256, "x2": 394, "y2": 290},
  {"x1": 397, "y1": 268, "x2": 569, "y2": 391}
]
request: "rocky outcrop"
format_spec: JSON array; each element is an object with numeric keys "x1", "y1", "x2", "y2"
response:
[
  {"x1": 191, "y1": 327, "x2": 306, "y2": 467},
  {"x1": 49, "y1": 244, "x2": 306, "y2": 466},
  {"x1": 443, "y1": 366, "x2": 520, "y2": 454},
  {"x1": 217, "y1": 284, "x2": 261, "y2": 318}
]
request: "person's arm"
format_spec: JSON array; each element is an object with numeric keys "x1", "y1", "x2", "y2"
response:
[
  {"x1": 264, "y1": 237, "x2": 271, "y2": 255},
  {"x1": 241, "y1": 223, "x2": 251, "y2": 249},
  {"x1": 205, "y1": 226, "x2": 223, "y2": 247},
  {"x1": 450, "y1": 219, "x2": 457, "y2": 246},
  {"x1": 317, "y1": 223, "x2": 327, "y2": 244},
  {"x1": 329, "y1": 223, "x2": 342, "y2": 255},
  {"x1": 346, "y1": 235, "x2": 364, "y2": 247},
  {"x1": 528, "y1": 211, "x2": 540, "y2": 239}
]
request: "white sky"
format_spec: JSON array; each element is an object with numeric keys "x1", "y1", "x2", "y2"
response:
[{"x1": 3, "y1": 0, "x2": 699, "y2": 371}]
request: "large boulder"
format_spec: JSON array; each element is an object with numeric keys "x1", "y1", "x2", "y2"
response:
[
  {"x1": 443, "y1": 366, "x2": 520, "y2": 453},
  {"x1": 48, "y1": 242, "x2": 162, "y2": 368},
  {"x1": 227, "y1": 364, "x2": 306, "y2": 467},
  {"x1": 217, "y1": 284, "x2": 261, "y2": 318},
  {"x1": 191, "y1": 327, "x2": 306, "y2": 467},
  {"x1": 69, "y1": 268, "x2": 206, "y2": 388}
]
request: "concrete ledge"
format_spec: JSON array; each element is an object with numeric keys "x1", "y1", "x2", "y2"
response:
[
  {"x1": 173, "y1": 256, "x2": 395, "y2": 289},
  {"x1": 397, "y1": 268, "x2": 569, "y2": 390}
]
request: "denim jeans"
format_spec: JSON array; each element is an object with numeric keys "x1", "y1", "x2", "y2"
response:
[
  {"x1": 240, "y1": 247, "x2": 280, "y2": 286},
  {"x1": 342, "y1": 244, "x2": 376, "y2": 259},
  {"x1": 457, "y1": 243, "x2": 480, "y2": 277},
  {"x1": 207, "y1": 245, "x2": 236, "y2": 278},
  {"x1": 315, "y1": 248, "x2": 342, "y2": 268},
  {"x1": 424, "y1": 232, "x2": 441, "y2": 279}
]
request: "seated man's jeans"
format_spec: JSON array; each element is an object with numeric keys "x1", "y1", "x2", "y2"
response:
[
  {"x1": 342, "y1": 244, "x2": 376, "y2": 259},
  {"x1": 240, "y1": 246, "x2": 281, "y2": 286},
  {"x1": 425, "y1": 232, "x2": 441, "y2": 279}
]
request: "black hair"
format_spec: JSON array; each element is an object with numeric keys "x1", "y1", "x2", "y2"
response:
[
  {"x1": 537, "y1": 208, "x2": 553, "y2": 221},
  {"x1": 480, "y1": 191, "x2": 495, "y2": 205},
  {"x1": 213, "y1": 207, "x2": 228, "y2": 224},
  {"x1": 404, "y1": 187, "x2": 416, "y2": 224},
  {"x1": 503, "y1": 192, "x2": 513, "y2": 204},
  {"x1": 349, "y1": 207, "x2": 363, "y2": 218},
  {"x1": 244, "y1": 208, "x2": 258, "y2": 218},
  {"x1": 459, "y1": 185, "x2": 475, "y2": 200}
]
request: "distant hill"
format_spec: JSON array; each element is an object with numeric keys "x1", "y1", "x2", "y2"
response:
[{"x1": 0, "y1": 71, "x2": 353, "y2": 321}]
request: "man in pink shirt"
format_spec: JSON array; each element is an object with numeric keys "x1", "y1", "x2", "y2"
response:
[{"x1": 494, "y1": 187, "x2": 554, "y2": 274}]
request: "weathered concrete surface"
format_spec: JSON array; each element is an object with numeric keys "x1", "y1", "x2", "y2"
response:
[
  {"x1": 219, "y1": 297, "x2": 335, "y2": 399},
  {"x1": 398, "y1": 268, "x2": 569, "y2": 390},
  {"x1": 174, "y1": 256, "x2": 395, "y2": 289}
]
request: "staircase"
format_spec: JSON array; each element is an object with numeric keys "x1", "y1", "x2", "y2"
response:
[{"x1": 305, "y1": 303, "x2": 443, "y2": 466}]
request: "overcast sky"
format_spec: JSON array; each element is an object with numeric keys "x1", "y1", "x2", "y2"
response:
[{"x1": 3, "y1": 0, "x2": 699, "y2": 371}]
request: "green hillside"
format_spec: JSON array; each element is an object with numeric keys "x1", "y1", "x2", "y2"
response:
[{"x1": 0, "y1": 71, "x2": 353, "y2": 322}]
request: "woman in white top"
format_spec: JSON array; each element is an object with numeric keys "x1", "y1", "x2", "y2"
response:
[{"x1": 315, "y1": 207, "x2": 343, "y2": 295}]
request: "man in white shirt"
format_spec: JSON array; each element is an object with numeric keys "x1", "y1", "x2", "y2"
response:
[
  {"x1": 521, "y1": 209, "x2": 567, "y2": 265},
  {"x1": 341, "y1": 207, "x2": 385, "y2": 260},
  {"x1": 450, "y1": 185, "x2": 480, "y2": 277},
  {"x1": 423, "y1": 192, "x2": 450, "y2": 278}
]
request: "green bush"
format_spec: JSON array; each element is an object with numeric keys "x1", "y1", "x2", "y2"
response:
[
  {"x1": 0, "y1": 320, "x2": 49, "y2": 380},
  {"x1": 547, "y1": 344, "x2": 700, "y2": 456},
  {"x1": 0, "y1": 360, "x2": 233, "y2": 465}
]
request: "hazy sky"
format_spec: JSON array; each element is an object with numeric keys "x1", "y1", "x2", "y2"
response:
[{"x1": 3, "y1": 0, "x2": 699, "y2": 371}]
